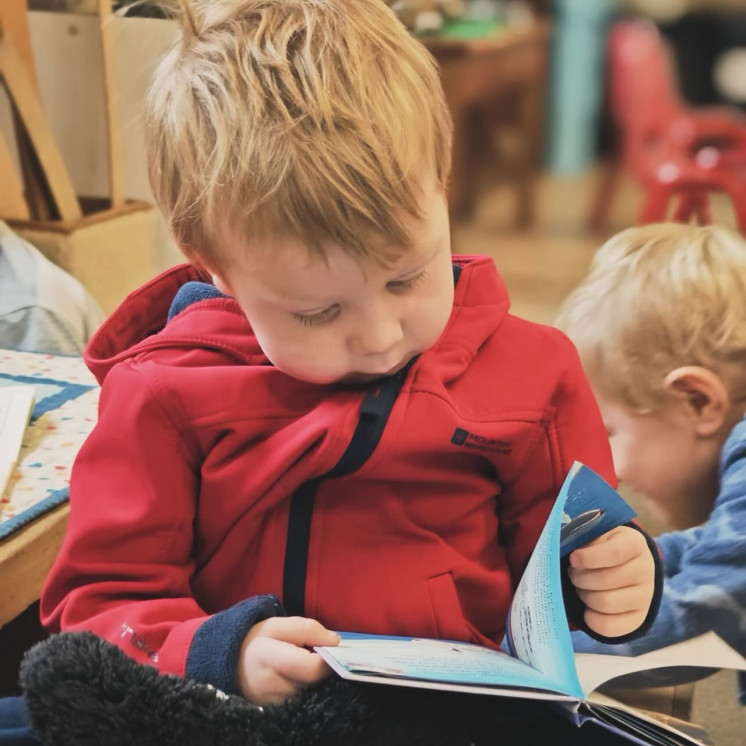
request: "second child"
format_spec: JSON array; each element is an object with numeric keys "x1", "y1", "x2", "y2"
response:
[{"x1": 556, "y1": 222, "x2": 746, "y2": 700}]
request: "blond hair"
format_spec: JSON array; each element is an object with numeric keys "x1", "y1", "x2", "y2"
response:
[
  {"x1": 144, "y1": 0, "x2": 452, "y2": 271},
  {"x1": 555, "y1": 223, "x2": 746, "y2": 411}
]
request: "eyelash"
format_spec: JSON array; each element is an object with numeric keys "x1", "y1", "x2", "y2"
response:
[
  {"x1": 291, "y1": 271, "x2": 428, "y2": 326},
  {"x1": 386, "y1": 270, "x2": 427, "y2": 294},
  {"x1": 292, "y1": 305, "x2": 341, "y2": 327}
]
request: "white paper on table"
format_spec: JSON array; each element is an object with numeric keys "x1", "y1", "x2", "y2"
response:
[{"x1": 0, "y1": 385, "x2": 35, "y2": 497}]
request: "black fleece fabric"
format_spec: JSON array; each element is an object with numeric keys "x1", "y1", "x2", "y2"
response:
[{"x1": 18, "y1": 632, "x2": 638, "y2": 746}]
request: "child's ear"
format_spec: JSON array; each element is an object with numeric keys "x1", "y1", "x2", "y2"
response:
[{"x1": 663, "y1": 366, "x2": 730, "y2": 436}]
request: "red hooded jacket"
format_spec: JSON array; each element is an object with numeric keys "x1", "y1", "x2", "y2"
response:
[{"x1": 40, "y1": 255, "x2": 617, "y2": 694}]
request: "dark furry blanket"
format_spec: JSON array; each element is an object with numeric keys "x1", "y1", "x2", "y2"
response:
[{"x1": 19, "y1": 633, "x2": 622, "y2": 745}]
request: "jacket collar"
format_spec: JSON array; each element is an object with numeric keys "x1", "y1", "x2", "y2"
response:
[{"x1": 85, "y1": 255, "x2": 510, "y2": 386}]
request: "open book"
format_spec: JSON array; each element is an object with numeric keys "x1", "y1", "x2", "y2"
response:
[{"x1": 316, "y1": 463, "x2": 746, "y2": 746}]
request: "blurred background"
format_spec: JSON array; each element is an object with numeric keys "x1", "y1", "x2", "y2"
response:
[
  {"x1": 6, "y1": 0, "x2": 746, "y2": 314},
  {"x1": 1, "y1": 1, "x2": 745, "y2": 741}
]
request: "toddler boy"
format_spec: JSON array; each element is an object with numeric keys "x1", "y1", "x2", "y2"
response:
[
  {"x1": 39, "y1": 0, "x2": 660, "y2": 708},
  {"x1": 556, "y1": 222, "x2": 746, "y2": 700}
]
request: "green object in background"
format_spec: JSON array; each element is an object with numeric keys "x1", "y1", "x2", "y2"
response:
[{"x1": 438, "y1": 18, "x2": 505, "y2": 40}]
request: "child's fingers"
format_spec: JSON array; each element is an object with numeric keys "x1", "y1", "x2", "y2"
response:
[
  {"x1": 255, "y1": 636, "x2": 334, "y2": 685},
  {"x1": 239, "y1": 634, "x2": 334, "y2": 704},
  {"x1": 569, "y1": 526, "x2": 646, "y2": 570},
  {"x1": 575, "y1": 583, "x2": 650, "y2": 615},
  {"x1": 568, "y1": 560, "x2": 642, "y2": 591},
  {"x1": 240, "y1": 666, "x2": 297, "y2": 706},
  {"x1": 584, "y1": 607, "x2": 647, "y2": 639},
  {"x1": 238, "y1": 616, "x2": 339, "y2": 703},
  {"x1": 569, "y1": 528, "x2": 655, "y2": 639},
  {"x1": 254, "y1": 616, "x2": 341, "y2": 648}
]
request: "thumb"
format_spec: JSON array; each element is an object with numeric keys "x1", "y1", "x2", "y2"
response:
[
  {"x1": 582, "y1": 525, "x2": 623, "y2": 547},
  {"x1": 274, "y1": 617, "x2": 341, "y2": 647}
]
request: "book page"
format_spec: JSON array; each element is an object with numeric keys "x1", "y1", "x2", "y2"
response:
[
  {"x1": 584, "y1": 692, "x2": 713, "y2": 746},
  {"x1": 316, "y1": 633, "x2": 579, "y2": 695},
  {"x1": 501, "y1": 463, "x2": 637, "y2": 698},
  {"x1": 576, "y1": 631, "x2": 746, "y2": 696}
]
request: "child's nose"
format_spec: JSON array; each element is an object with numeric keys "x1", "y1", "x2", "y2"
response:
[
  {"x1": 610, "y1": 445, "x2": 629, "y2": 486},
  {"x1": 352, "y1": 314, "x2": 404, "y2": 356}
]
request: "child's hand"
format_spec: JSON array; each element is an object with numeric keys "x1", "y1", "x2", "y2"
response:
[
  {"x1": 237, "y1": 616, "x2": 340, "y2": 705},
  {"x1": 568, "y1": 525, "x2": 655, "y2": 639}
]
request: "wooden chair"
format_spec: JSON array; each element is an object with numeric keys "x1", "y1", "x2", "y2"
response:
[
  {"x1": 0, "y1": 0, "x2": 124, "y2": 222},
  {"x1": 0, "y1": 0, "x2": 81, "y2": 222}
]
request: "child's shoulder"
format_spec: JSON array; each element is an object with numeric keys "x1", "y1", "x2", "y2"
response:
[
  {"x1": 443, "y1": 315, "x2": 588, "y2": 420},
  {"x1": 493, "y1": 312, "x2": 582, "y2": 368},
  {"x1": 85, "y1": 266, "x2": 261, "y2": 376}
]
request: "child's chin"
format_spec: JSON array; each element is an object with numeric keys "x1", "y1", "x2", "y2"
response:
[
  {"x1": 279, "y1": 365, "x2": 404, "y2": 387},
  {"x1": 277, "y1": 366, "x2": 348, "y2": 386},
  {"x1": 337, "y1": 373, "x2": 386, "y2": 385}
]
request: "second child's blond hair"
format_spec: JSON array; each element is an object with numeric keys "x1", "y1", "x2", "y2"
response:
[
  {"x1": 145, "y1": 0, "x2": 453, "y2": 271},
  {"x1": 555, "y1": 223, "x2": 746, "y2": 411}
]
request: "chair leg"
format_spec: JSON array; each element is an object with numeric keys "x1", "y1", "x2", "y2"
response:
[
  {"x1": 588, "y1": 158, "x2": 622, "y2": 231},
  {"x1": 693, "y1": 191, "x2": 713, "y2": 225},
  {"x1": 733, "y1": 199, "x2": 746, "y2": 236},
  {"x1": 639, "y1": 184, "x2": 671, "y2": 224},
  {"x1": 671, "y1": 190, "x2": 711, "y2": 225},
  {"x1": 720, "y1": 177, "x2": 746, "y2": 235},
  {"x1": 673, "y1": 192, "x2": 696, "y2": 223}
]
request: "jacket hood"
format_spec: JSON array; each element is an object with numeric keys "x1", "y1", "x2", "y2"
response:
[{"x1": 84, "y1": 255, "x2": 510, "y2": 386}]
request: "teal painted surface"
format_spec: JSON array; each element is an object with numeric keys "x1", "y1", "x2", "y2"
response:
[{"x1": 546, "y1": 0, "x2": 619, "y2": 175}]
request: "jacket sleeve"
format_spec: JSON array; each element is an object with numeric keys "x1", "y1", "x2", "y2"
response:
[
  {"x1": 572, "y1": 417, "x2": 746, "y2": 659},
  {"x1": 40, "y1": 361, "x2": 284, "y2": 695}
]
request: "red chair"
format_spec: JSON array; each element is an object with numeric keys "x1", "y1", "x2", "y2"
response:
[{"x1": 591, "y1": 20, "x2": 746, "y2": 234}]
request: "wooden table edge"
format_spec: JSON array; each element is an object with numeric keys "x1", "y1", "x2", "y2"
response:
[{"x1": 0, "y1": 503, "x2": 70, "y2": 628}]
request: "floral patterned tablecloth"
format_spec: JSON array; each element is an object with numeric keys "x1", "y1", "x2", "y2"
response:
[{"x1": 0, "y1": 349, "x2": 99, "y2": 540}]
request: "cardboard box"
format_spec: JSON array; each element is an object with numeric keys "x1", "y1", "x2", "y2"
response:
[{"x1": 9, "y1": 199, "x2": 161, "y2": 315}]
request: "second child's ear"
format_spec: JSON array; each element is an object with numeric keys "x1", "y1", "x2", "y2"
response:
[{"x1": 663, "y1": 366, "x2": 730, "y2": 436}]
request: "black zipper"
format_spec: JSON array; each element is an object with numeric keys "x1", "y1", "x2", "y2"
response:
[
  {"x1": 281, "y1": 265, "x2": 461, "y2": 615},
  {"x1": 282, "y1": 363, "x2": 412, "y2": 616}
]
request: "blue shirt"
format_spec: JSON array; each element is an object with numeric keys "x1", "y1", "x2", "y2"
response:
[
  {"x1": 0, "y1": 222, "x2": 103, "y2": 356},
  {"x1": 572, "y1": 415, "x2": 746, "y2": 703}
]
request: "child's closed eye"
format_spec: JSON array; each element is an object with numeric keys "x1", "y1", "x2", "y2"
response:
[
  {"x1": 292, "y1": 304, "x2": 341, "y2": 327},
  {"x1": 386, "y1": 270, "x2": 427, "y2": 295}
]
